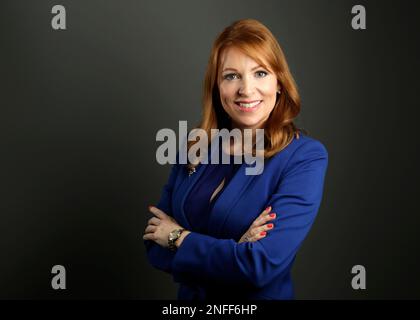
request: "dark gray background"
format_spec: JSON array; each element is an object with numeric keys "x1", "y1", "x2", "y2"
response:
[{"x1": 1, "y1": 0, "x2": 419, "y2": 299}]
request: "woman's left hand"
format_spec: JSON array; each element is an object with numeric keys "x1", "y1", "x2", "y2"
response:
[{"x1": 143, "y1": 206, "x2": 183, "y2": 248}]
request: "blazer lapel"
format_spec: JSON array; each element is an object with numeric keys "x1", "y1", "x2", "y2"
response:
[
  {"x1": 177, "y1": 161, "x2": 206, "y2": 230},
  {"x1": 177, "y1": 147, "x2": 215, "y2": 229},
  {"x1": 208, "y1": 163, "x2": 256, "y2": 237},
  {"x1": 177, "y1": 146, "x2": 257, "y2": 237}
]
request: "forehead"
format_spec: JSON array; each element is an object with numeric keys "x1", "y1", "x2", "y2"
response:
[{"x1": 220, "y1": 46, "x2": 265, "y2": 69}]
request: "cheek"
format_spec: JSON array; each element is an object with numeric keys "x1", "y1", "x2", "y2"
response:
[
  {"x1": 219, "y1": 85, "x2": 236, "y2": 104},
  {"x1": 260, "y1": 82, "x2": 278, "y2": 101}
]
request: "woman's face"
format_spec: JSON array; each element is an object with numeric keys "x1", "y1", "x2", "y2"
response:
[{"x1": 218, "y1": 46, "x2": 280, "y2": 131}]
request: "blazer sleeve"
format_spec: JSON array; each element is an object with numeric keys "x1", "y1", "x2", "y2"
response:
[
  {"x1": 143, "y1": 162, "x2": 180, "y2": 274},
  {"x1": 171, "y1": 140, "x2": 328, "y2": 288}
]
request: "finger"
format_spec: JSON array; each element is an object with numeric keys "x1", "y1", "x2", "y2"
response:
[
  {"x1": 254, "y1": 220, "x2": 275, "y2": 236},
  {"x1": 259, "y1": 206, "x2": 272, "y2": 217},
  {"x1": 143, "y1": 233, "x2": 155, "y2": 241},
  {"x1": 247, "y1": 230, "x2": 267, "y2": 242},
  {"x1": 241, "y1": 232, "x2": 251, "y2": 243},
  {"x1": 148, "y1": 217, "x2": 161, "y2": 226},
  {"x1": 254, "y1": 223, "x2": 274, "y2": 235},
  {"x1": 145, "y1": 225, "x2": 157, "y2": 234},
  {"x1": 265, "y1": 222, "x2": 275, "y2": 231},
  {"x1": 148, "y1": 205, "x2": 167, "y2": 219},
  {"x1": 252, "y1": 206, "x2": 273, "y2": 227},
  {"x1": 260, "y1": 212, "x2": 277, "y2": 224},
  {"x1": 252, "y1": 212, "x2": 276, "y2": 229}
]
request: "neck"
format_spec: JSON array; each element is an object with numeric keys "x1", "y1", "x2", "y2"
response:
[{"x1": 226, "y1": 122, "x2": 263, "y2": 156}]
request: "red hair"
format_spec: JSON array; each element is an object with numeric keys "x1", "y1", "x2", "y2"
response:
[{"x1": 188, "y1": 19, "x2": 302, "y2": 167}]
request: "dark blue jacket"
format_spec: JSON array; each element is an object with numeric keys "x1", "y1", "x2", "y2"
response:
[{"x1": 145, "y1": 134, "x2": 328, "y2": 300}]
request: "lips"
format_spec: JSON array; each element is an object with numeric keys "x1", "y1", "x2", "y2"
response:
[{"x1": 234, "y1": 100, "x2": 262, "y2": 112}]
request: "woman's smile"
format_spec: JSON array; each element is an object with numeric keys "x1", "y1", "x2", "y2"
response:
[{"x1": 234, "y1": 100, "x2": 262, "y2": 112}]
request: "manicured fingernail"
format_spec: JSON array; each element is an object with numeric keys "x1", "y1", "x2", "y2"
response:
[
  {"x1": 266, "y1": 206, "x2": 271, "y2": 212},
  {"x1": 148, "y1": 205, "x2": 153, "y2": 210},
  {"x1": 267, "y1": 224, "x2": 273, "y2": 229},
  {"x1": 269, "y1": 213, "x2": 276, "y2": 218},
  {"x1": 260, "y1": 231, "x2": 266, "y2": 236}
]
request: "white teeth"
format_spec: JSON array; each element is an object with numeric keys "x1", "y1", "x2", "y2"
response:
[{"x1": 238, "y1": 101, "x2": 261, "y2": 108}]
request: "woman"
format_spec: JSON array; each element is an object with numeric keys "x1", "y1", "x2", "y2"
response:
[{"x1": 143, "y1": 19, "x2": 328, "y2": 300}]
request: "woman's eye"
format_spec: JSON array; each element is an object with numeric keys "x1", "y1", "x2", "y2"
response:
[
  {"x1": 255, "y1": 70, "x2": 268, "y2": 78},
  {"x1": 223, "y1": 73, "x2": 239, "y2": 81}
]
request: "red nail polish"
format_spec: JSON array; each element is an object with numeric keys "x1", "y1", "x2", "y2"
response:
[
  {"x1": 260, "y1": 231, "x2": 266, "y2": 236},
  {"x1": 267, "y1": 224, "x2": 273, "y2": 229},
  {"x1": 266, "y1": 206, "x2": 271, "y2": 212},
  {"x1": 270, "y1": 213, "x2": 276, "y2": 218}
]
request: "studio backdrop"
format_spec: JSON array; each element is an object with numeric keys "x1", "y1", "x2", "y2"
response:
[{"x1": 1, "y1": 0, "x2": 419, "y2": 299}]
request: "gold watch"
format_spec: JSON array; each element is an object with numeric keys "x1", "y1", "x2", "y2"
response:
[{"x1": 168, "y1": 228, "x2": 185, "y2": 251}]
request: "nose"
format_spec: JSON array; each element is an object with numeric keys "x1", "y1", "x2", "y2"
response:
[{"x1": 238, "y1": 76, "x2": 255, "y2": 96}]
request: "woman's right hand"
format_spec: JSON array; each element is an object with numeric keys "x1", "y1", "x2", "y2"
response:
[{"x1": 238, "y1": 206, "x2": 276, "y2": 243}]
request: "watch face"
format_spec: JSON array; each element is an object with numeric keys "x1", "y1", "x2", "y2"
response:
[
  {"x1": 169, "y1": 230, "x2": 178, "y2": 241},
  {"x1": 169, "y1": 229, "x2": 182, "y2": 243}
]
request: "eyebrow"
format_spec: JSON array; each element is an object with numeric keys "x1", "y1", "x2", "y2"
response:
[{"x1": 222, "y1": 65, "x2": 265, "y2": 73}]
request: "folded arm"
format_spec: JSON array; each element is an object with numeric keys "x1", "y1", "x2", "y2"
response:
[
  {"x1": 171, "y1": 140, "x2": 328, "y2": 288},
  {"x1": 144, "y1": 162, "x2": 180, "y2": 273}
]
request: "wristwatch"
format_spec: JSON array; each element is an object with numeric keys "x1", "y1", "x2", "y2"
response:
[{"x1": 168, "y1": 228, "x2": 185, "y2": 251}]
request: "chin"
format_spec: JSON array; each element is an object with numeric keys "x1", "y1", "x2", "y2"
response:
[{"x1": 233, "y1": 117, "x2": 264, "y2": 129}]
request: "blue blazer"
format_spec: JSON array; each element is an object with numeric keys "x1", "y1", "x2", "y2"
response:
[{"x1": 145, "y1": 134, "x2": 328, "y2": 300}]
